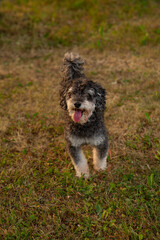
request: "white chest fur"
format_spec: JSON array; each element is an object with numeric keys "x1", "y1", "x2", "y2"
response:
[{"x1": 68, "y1": 134, "x2": 105, "y2": 147}]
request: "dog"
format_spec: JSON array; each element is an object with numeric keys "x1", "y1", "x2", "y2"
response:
[{"x1": 60, "y1": 52, "x2": 108, "y2": 178}]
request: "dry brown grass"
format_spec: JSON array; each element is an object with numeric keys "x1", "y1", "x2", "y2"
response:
[
  {"x1": 1, "y1": 48, "x2": 159, "y2": 156},
  {"x1": 0, "y1": 1, "x2": 160, "y2": 238},
  {"x1": 1, "y1": 50, "x2": 160, "y2": 239}
]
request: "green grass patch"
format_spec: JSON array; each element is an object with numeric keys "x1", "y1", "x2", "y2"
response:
[{"x1": 0, "y1": 0, "x2": 160, "y2": 50}]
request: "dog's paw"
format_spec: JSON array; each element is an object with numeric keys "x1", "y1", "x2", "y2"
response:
[
  {"x1": 76, "y1": 170, "x2": 90, "y2": 179},
  {"x1": 94, "y1": 159, "x2": 107, "y2": 172}
]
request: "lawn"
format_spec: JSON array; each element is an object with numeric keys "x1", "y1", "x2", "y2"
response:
[{"x1": 0, "y1": 0, "x2": 160, "y2": 239}]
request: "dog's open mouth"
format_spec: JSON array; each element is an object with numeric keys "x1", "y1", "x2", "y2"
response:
[{"x1": 73, "y1": 109, "x2": 84, "y2": 123}]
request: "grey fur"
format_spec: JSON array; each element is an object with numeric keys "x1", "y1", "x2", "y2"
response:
[
  {"x1": 63, "y1": 52, "x2": 85, "y2": 80},
  {"x1": 60, "y1": 52, "x2": 108, "y2": 178}
]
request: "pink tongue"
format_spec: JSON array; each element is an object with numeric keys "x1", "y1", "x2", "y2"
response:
[{"x1": 73, "y1": 110, "x2": 82, "y2": 122}]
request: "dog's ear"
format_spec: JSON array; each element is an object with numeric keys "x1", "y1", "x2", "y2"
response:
[
  {"x1": 60, "y1": 89, "x2": 67, "y2": 110},
  {"x1": 96, "y1": 86, "x2": 106, "y2": 111}
]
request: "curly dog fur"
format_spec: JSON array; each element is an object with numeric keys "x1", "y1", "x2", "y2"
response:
[{"x1": 60, "y1": 52, "x2": 108, "y2": 178}]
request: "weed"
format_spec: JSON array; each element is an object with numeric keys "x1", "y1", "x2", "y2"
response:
[{"x1": 145, "y1": 112, "x2": 151, "y2": 122}]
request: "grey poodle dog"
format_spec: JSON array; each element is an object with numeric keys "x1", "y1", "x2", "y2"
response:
[{"x1": 60, "y1": 52, "x2": 108, "y2": 178}]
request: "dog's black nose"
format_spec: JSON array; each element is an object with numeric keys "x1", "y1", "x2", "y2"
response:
[{"x1": 74, "y1": 102, "x2": 81, "y2": 108}]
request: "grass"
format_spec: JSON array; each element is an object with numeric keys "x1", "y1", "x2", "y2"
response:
[
  {"x1": 0, "y1": 0, "x2": 160, "y2": 51},
  {"x1": 0, "y1": 0, "x2": 160, "y2": 239}
]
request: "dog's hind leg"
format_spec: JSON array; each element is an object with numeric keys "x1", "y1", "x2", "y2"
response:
[
  {"x1": 93, "y1": 140, "x2": 108, "y2": 171},
  {"x1": 67, "y1": 144, "x2": 90, "y2": 178}
]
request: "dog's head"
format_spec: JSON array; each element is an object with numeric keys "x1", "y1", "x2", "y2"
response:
[{"x1": 60, "y1": 78, "x2": 106, "y2": 124}]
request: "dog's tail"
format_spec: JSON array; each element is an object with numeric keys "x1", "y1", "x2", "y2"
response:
[{"x1": 63, "y1": 52, "x2": 85, "y2": 80}]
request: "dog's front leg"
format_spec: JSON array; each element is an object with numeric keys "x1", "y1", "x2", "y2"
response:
[
  {"x1": 93, "y1": 141, "x2": 108, "y2": 171},
  {"x1": 67, "y1": 144, "x2": 90, "y2": 178}
]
